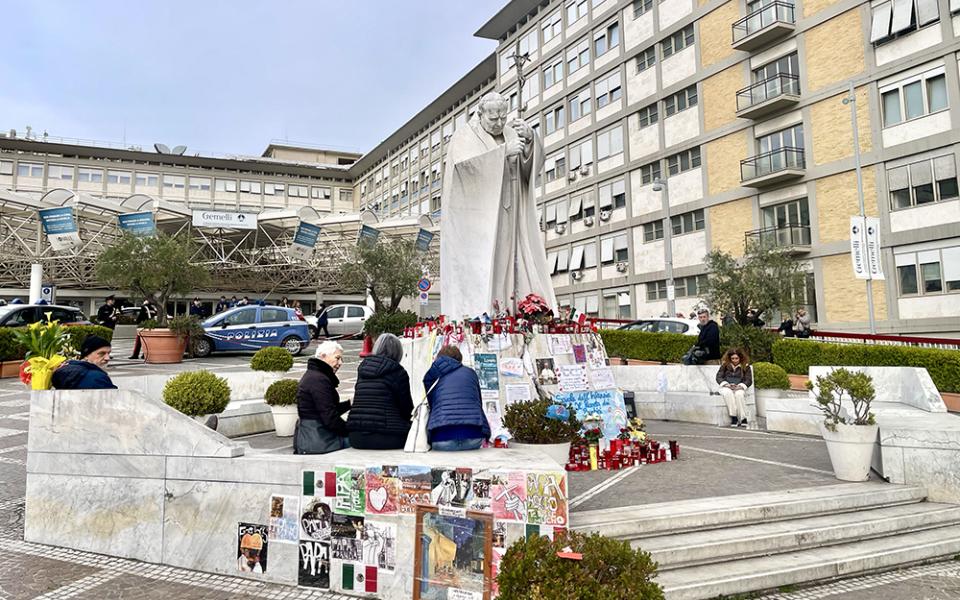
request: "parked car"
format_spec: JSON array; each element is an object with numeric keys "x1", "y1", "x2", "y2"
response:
[
  {"x1": 194, "y1": 305, "x2": 311, "y2": 358},
  {"x1": 617, "y1": 318, "x2": 699, "y2": 336},
  {"x1": 0, "y1": 304, "x2": 89, "y2": 327},
  {"x1": 304, "y1": 304, "x2": 374, "y2": 338}
]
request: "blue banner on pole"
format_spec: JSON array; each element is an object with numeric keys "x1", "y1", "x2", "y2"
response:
[
  {"x1": 293, "y1": 222, "x2": 321, "y2": 248},
  {"x1": 117, "y1": 211, "x2": 156, "y2": 236},
  {"x1": 358, "y1": 224, "x2": 380, "y2": 247},
  {"x1": 415, "y1": 228, "x2": 434, "y2": 252},
  {"x1": 39, "y1": 206, "x2": 81, "y2": 251}
]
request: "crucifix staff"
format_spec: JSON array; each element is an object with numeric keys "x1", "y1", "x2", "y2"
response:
[{"x1": 509, "y1": 40, "x2": 531, "y2": 316}]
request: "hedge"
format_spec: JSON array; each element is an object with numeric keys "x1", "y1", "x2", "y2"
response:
[
  {"x1": 752, "y1": 362, "x2": 791, "y2": 390},
  {"x1": 599, "y1": 329, "x2": 691, "y2": 364},
  {"x1": 773, "y1": 339, "x2": 960, "y2": 393},
  {"x1": 0, "y1": 324, "x2": 113, "y2": 361}
]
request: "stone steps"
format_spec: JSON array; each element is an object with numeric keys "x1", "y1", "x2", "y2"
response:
[{"x1": 572, "y1": 482, "x2": 960, "y2": 599}]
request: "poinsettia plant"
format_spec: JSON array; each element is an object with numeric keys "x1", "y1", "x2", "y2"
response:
[
  {"x1": 517, "y1": 293, "x2": 553, "y2": 323},
  {"x1": 582, "y1": 427, "x2": 603, "y2": 444}
]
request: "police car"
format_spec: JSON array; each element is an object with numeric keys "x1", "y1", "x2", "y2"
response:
[{"x1": 193, "y1": 305, "x2": 311, "y2": 358}]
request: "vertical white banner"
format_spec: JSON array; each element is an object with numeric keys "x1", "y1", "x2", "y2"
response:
[
  {"x1": 864, "y1": 216, "x2": 884, "y2": 280},
  {"x1": 849, "y1": 216, "x2": 869, "y2": 280}
]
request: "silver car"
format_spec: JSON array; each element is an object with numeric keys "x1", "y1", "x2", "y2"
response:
[{"x1": 305, "y1": 304, "x2": 374, "y2": 337}]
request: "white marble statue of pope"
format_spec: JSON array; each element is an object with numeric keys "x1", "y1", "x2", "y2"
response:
[{"x1": 439, "y1": 92, "x2": 558, "y2": 320}]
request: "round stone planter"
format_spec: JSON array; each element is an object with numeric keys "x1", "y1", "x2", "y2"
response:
[
  {"x1": 270, "y1": 404, "x2": 299, "y2": 437},
  {"x1": 510, "y1": 441, "x2": 571, "y2": 466},
  {"x1": 139, "y1": 329, "x2": 187, "y2": 364},
  {"x1": 819, "y1": 422, "x2": 879, "y2": 482}
]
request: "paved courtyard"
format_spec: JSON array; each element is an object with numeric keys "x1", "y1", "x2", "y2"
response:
[{"x1": 0, "y1": 339, "x2": 957, "y2": 598}]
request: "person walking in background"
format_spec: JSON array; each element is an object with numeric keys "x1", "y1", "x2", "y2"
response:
[
  {"x1": 215, "y1": 296, "x2": 229, "y2": 313},
  {"x1": 314, "y1": 303, "x2": 330, "y2": 339},
  {"x1": 793, "y1": 308, "x2": 811, "y2": 338},
  {"x1": 716, "y1": 348, "x2": 753, "y2": 427},
  {"x1": 128, "y1": 298, "x2": 158, "y2": 360},
  {"x1": 347, "y1": 333, "x2": 414, "y2": 449},
  {"x1": 96, "y1": 295, "x2": 120, "y2": 330},
  {"x1": 683, "y1": 308, "x2": 721, "y2": 365},
  {"x1": 423, "y1": 345, "x2": 490, "y2": 451},
  {"x1": 295, "y1": 341, "x2": 350, "y2": 454},
  {"x1": 52, "y1": 335, "x2": 117, "y2": 390},
  {"x1": 292, "y1": 300, "x2": 305, "y2": 320}
]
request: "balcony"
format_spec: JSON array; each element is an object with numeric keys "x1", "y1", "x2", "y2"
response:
[
  {"x1": 736, "y1": 74, "x2": 801, "y2": 119},
  {"x1": 744, "y1": 224, "x2": 811, "y2": 254},
  {"x1": 732, "y1": 1, "x2": 796, "y2": 52},
  {"x1": 740, "y1": 147, "x2": 805, "y2": 187}
]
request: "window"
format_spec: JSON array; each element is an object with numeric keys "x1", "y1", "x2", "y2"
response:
[
  {"x1": 106, "y1": 170, "x2": 131, "y2": 185},
  {"x1": 761, "y1": 198, "x2": 811, "y2": 244},
  {"x1": 758, "y1": 124, "x2": 804, "y2": 154},
  {"x1": 261, "y1": 308, "x2": 289, "y2": 323},
  {"x1": 48, "y1": 165, "x2": 74, "y2": 181},
  {"x1": 431, "y1": 162, "x2": 441, "y2": 183},
  {"x1": 0, "y1": 160, "x2": 12, "y2": 176},
  {"x1": 312, "y1": 186, "x2": 332, "y2": 200},
  {"x1": 647, "y1": 280, "x2": 668, "y2": 300},
  {"x1": 545, "y1": 152, "x2": 567, "y2": 182},
  {"x1": 569, "y1": 87, "x2": 593, "y2": 121},
  {"x1": 136, "y1": 172, "x2": 159, "y2": 187},
  {"x1": 240, "y1": 180, "x2": 262, "y2": 194},
  {"x1": 567, "y1": 38, "x2": 590, "y2": 74},
  {"x1": 594, "y1": 21, "x2": 620, "y2": 57},
  {"x1": 636, "y1": 47, "x2": 656, "y2": 73},
  {"x1": 543, "y1": 58, "x2": 564, "y2": 88},
  {"x1": 442, "y1": 122, "x2": 453, "y2": 143},
  {"x1": 597, "y1": 126, "x2": 624, "y2": 160},
  {"x1": 676, "y1": 274, "x2": 709, "y2": 298},
  {"x1": 633, "y1": 0, "x2": 653, "y2": 17},
  {"x1": 567, "y1": 0, "x2": 588, "y2": 24},
  {"x1": 637, "y1": 103, "x2": 658, "y2": 128},
  {"x1": 163, "y1": 174, "x2": 185, "y2": 189},
  {"x1": 569, "y1": 190, "x2": 596, "y2": 220},
  {"x1": 224, "y1": 308, "x2": 257, "y2": 326},
  {"x1": 661, "y1": 24, "x2": 694, "y2": 58},
  {"x1": 887, "y1": 155, "x2": 958, "y2": 209},
  {"x1": 643, "y1": 220, "x2": 664, "y2": 241},
  {"x1": 17, "y1": 162, "x2": 43, "y2": 177},
  {"x1": 288, "y1": 184, "x2": 309, "y2": 198},
  {"x1": 666, "y1": 147, "x2": 701, "y2": 175},
  {"x1": 569, "y1": 138, "x2": 594, "y2": 172},
  {"x1": 78, "y1": 167, "x2": 103, "y2": 183},
  {"x1": 264, "y1": 183, "x2": 284, "y2": 196},
  {"x1": 753, "y1": 52, "x2": 799, "y2": 82},
  {"x1": 595, "y1": 70, "x2": 622, "y2": 108},
  {"x1": 664, "y1": 85, "x2": 698, "y2": 116},
  {"x1": 599, "y1": 178, "x2": 626, "y2": 209},
  {"x1": 640, "y1": 161, "x2": 661, "y2": 184},
  {"x1": 542, "y1": 9, "x2": 563, "y2": 42},
  {"x1": 545, "y1": 104, "x2": 566, "y2": 134},
  {"x1": 189, "y1": 177, "x2": 211, "y2": 191},
  {"x1": 215, "y1": 179, "x2": 237, "y2": 193},
  {"x1": 430, "y1": 130, "x2": 441, "y2": 152},
  {"x1": 569, "y1": 241, "x2": 598, "y2": 269},
  {"x1": 896, "y1": 247, "x2": 960, "y2": 295},
  {"x1": 604, "y1": 290, "x2": 632, "y2": 319},
  {"x1": 870, "y1": 0, "x2": 939, "y2": 44},
  {"x1": 881, "y1": 68, "x2": 948, "y2": 127},
  {"x1": 600, "y1": 233, "x2": 629, "y2": 263},
  {"x1": 341, "y1": 189, "x2": 353, "y2": 205},
  {"x1": 671, "y1": 208, "x2": 705, "y2": 235},
  {"x1": 545, "y1": 203, "x2": 559, "y2": 229}
]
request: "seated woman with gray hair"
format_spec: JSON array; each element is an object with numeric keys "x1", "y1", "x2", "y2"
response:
[
  {"x1": 347, "y1": 333, "x2": 414, "y2": 450},
  {"x1": 295, "y1": 340, "x2": 350, "y2": 454}
]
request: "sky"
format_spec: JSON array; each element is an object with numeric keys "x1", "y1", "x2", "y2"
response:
[{"x1": 0, "y1": 1, "x2": 507, "y2": 157}]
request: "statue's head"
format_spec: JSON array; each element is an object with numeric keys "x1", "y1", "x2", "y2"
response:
[{"x1": 477, "y1": 92, "x2": 509, "y2": 136}]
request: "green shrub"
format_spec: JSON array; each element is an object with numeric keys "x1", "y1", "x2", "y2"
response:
[
  {"x1": 163, "y1": 370, "x2": 230, "y2": 416},
  {"x1": 363, "y1": 310, "x2": 418, "y2": 338},
  {"x1": 0, "y1": 323, "x2": 112, "y2": 362},
  {"x1": 753, "y1": 362, "x2": 790, "y2": 390},
  {"x1": 0, "y1": 329, "x2": 23, "y2": 361},
  {"x1": 720, "y1": 323, "x2": 779, "y2": 363},
  {"x1": 167, "y1": 315, "x2": 205, "y2": 356},
  {"x1": 502, "y1": 397, "x2": 582, "y2": 444},
  {"x1": 773, "y1": 339, "x2": 960, "y2": 393},
  {"x1": 598, "y1": 329, "x2": 691, "y2": 364},
  {"x1": 265, "y1": 379, "x2": 299, "y2": 406},
  {"x1": 250, "y1": 347, "x2": 294, "y2": 372},
  {"x1": 496, "y1": 530, "x2": 664, "y2": 600},
  {"x1": 811, "y1": 367, "x2": 876, "y2": 430}
]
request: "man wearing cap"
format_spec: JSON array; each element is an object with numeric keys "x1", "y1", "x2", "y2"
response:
[
  {"x1": 96, "y1": 296, "x2": 120, "y2": 330},
  {"x1": 52, "y1": 335, "x2": 117, "y2": 390}
]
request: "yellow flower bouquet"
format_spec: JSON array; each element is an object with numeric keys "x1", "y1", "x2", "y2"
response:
[{"x1": 13, "y1": 314, "x2": 71, "y2": 390}]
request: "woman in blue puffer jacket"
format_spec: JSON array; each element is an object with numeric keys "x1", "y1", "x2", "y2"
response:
[{"x1": 423, "y1": 345, "x2": 491, "y2": 451}]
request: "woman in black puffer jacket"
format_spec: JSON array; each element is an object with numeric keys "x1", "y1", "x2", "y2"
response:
[{"x1": 347, "y1": 333, "x2": 414, "y2": 449}]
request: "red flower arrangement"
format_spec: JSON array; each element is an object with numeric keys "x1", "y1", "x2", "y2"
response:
[
  {"x1": 517, "y1": 293, "x2": 553, "y2": 323},
  {"x1": 581, "y1": 427, "x2": 603, "y2": 444}
]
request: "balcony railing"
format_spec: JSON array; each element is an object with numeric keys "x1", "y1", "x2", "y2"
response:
[
  {"x1": 745, "y1": 224, "x2": 811, "y2": 250},
  {"x1": 736, "y1": 73, "x2": 800, "y2": 116},
  {"x1": 732, "y1": 1, "x2": 796, "y2": 50},
  {"x1": 741, "y1": 147, "x2": 805, "y2": 185}
]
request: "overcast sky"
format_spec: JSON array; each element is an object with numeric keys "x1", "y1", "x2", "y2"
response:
[{"x1": 0, "y1": 1, "x2": 505, "y2": 157}]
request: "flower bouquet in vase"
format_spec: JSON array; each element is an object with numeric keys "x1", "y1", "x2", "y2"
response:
[
  {"x1": 13, "y1": 314, "x2": 71, "y2": 390},
  {"x1": 517, "y1": 293, "x2": 553, "y2": 327}
]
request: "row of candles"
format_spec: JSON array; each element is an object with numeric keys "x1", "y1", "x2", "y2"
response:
[{"x1": 565, "y1": 439, "x2": 680, "y2": 471}]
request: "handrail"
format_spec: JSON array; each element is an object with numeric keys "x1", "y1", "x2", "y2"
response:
[
  {"x1": 736, "y1": 73, "x2": 800, "y2": 111},
  {"x1": 740, "y1": 146, "x2": 805, "y2": 180},
  {"x1": 744, "y1": 224, "x2": 811, "y2": 246},
  {"x1": 732, "y1": 1, "x2": 796, "y2": 42}
]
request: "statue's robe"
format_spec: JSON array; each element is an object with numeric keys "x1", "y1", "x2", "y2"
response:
[{"x1": 440, "y1": 117, "x2": 557, "y2": 320}]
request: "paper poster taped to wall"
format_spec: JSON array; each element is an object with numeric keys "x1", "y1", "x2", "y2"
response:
[
  {"x1": 573, "y1": 344, "x2": 587, "y2": 363},
  {"x1": 554, "y1": 389, "x2": 629, "y2": 441},
  {"x1": 413, "y1": 507, "x2": 493, "y2": 600},
  {"x1": 589, "y1": 366, "x2": 616, "y2": 390},
  {"x1": 267, "y1": 494, "x2": 299, "y2": 544},
  {"x1": 366, "y1": 465, "x2": 400, "y2": 516},
  {"x1": 237, "y1": 522, "x2": 269, "y2": 574},
  {"x1": 335, "y1": 466, "x2": 366, "y2": 516},
  {"x1": 342, "y1": 561, "x2": 378, "y2": 593},
  {"x1": 548, "y1": 335, "x2": 573, "y2": 355},
  {"x1": 491, "y1": 471, "x2": 527, "y2": 522},
  {"x1": 474, "y1": 353, "x2": 499, "y2": 393},
  {"x1": 535, "y1": 358, "x2": 557, "y2": 385},
  {"x1": 298, "y1": 540, "x2": 330, "y2": 589},
  {"x1": 362, "y1": 520, "x2": 398, "y2": 573},
  {"x1": 557, "y1": 364, "x2": 590, "y2": 392},
  {"x1": 525, "y1": 471, "x2": 568, "y2": 526},
  {"x1": 469, "y1": 470, "x2": 492, "y2": 512},
  {"x1": 399, "y1": 464, "x2": 432, "y2": 514},
  {"x1": 498, "y1": 357, "x2": 524, "y2": 377},
  {"x1": 431, "y1": 467, "x2": 473, "y2": 507},
  {"x1": 300, "y1": 497, "x2": 333, "y2": 542},
  {"x1": 302, "y1": 470, "x2": 336, "y2": 498},
  {"x1": 331, "y1": 514, "x2": 364, "y2": 561}
]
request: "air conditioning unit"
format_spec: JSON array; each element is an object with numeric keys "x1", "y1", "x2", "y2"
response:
[
  {"x1": 583, "y1": 216, "x2": 595, "y2": 227},
  {"x1": 599, "y1": 210, "x2": 612, "y2": 222},
  {"x1": 555, "y1": 223, "x2": 566, "y2": 234},
  {"x1": 580, "y1": 165, "x2": 590, "y2": 176},
  {"x1": 570, "y1": 270, "x2": 583, "y2": 281},
  {"x1": 567, "y1": 171, "x2": 577, "y2": 181},
  {"x1": 615, "y1": 262, "x2": 628, "y2": 273}
]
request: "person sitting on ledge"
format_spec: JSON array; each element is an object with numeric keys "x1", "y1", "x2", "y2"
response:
[
  {"x1": 347, "y1": 333, "x2": 414, "y2": 450},
  {"x1": 424, "y1": 345, "x2": 490, "y2": 451},
  {"x1": 52, "y1": 335, "x2": 117, "y2": 390},
  {"x1": 716, "y1": 347, "x2": 753, "y2": 427},
  {"x1": 295, "y1": 340, "x2": 350, "y2": 454}
]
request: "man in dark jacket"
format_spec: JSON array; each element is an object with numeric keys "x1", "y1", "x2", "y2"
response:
[
  {"x1": 314, "y1": 303, "x2": 330, "y2": 339},
  {"x1": 683, "y1": 308, "x2": 721, "y2": 365},
  {"x1": 96, "y1": 296, "x2": 120, "y2": 330},
  {"x1": 128, "y1": 299, "x2": 158, "y2": 359},
  {"x1": 424, "y1": 346, "x2": 491, "y2": 451},
  {"x1": 347, "y1": 333, "x2": 413, "y2": 449},
  {"x1": 295, "y1": 341, "x2": 351, "y2": 454},
  {"x1": 52, "y1": 335, "x2": 117, "y2": 390},
  {"x1": 215, "y1": 296, "x2": 229, "y2": 314}
]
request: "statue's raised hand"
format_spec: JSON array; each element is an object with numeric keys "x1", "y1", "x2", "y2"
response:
[
  {"x1": 505, "y1": 138, "x2": 526, "y2": 157},
  {"x1": 509, "y1": 119, "x2": 533, "y2": 144}
]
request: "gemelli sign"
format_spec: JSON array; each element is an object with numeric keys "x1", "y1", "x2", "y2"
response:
[{"x1": 191, "y1": 210, "x2": 258, "y2": 230}]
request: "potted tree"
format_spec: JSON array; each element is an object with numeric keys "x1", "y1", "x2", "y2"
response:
[
  {"x1": 502, "y1": 397, "x2": 582, "y2": 465},
  {"x1": 265, "y1": 379, "x2": 299, "y2": 437},
  {"x1": 752, "y1": 361, "x2": 791, "y2": 421},
  {"x1": 95, "y1": 232, "x2": 209, "y2": 364},
  {"x1": 163, "y1": 370, "x2": 230, "y2": 426},
  {"x1": 809, "y1": 368, "x2": 878, "y2": 482}
]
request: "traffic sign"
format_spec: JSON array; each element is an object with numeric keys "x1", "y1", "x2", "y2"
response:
[
  {"x1": 419, "y1": 292, "x2": 429, "y2": 305},
  {"x1": 40, "y1": 285, "x2": 55, "y2": 303},
  {"x1": 417, "y1": 278, "x2": 431, "y2": 292}
]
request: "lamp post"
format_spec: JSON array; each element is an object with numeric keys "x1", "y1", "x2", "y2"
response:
[{"x1": 652, "y1": 178, "x2": 676, "y2": 317}]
